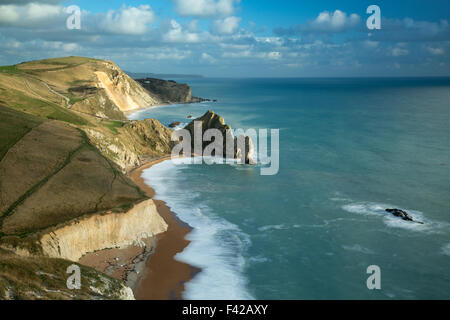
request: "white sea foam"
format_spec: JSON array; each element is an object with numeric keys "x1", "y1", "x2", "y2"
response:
[
  {"x1": 257, "y1": 222, "x2": 329, "y2": 232},
  {"x1": 248, "y1": 255, "x2": 269, "y2": 264},
  {"x1": 258, "y1": 224, "x2": 289, "y2": 232},
  {"x1": 441, "y1": 243, "x2": 450, "y2": 256},
  {"x1": 126, "y1": 103, "x2": 188, "y2": 120},
  {"x1": 341, "y1": 201, "x2": 448, "y2": 234},
  {"x1": 342, "y1": 244, "x2": 375, "y2": 255},
  {"x1": 330, "y1": 197, "x2": 352, "y2": 202},
  {"x1": 141, "y1": 159, "x2": 254, "y2": 300},
  {"x1": 171, "y1": 122, "x2": 188, "y2": 130}
]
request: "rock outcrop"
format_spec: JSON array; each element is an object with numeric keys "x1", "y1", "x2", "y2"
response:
[
  {"x1": 184, "y1": 110, "x2": 256, "y2": 164},
  {"x1": 85, "y1": 118, "x2": 174, "y2": 172},
  {"x1": 168, "y1": 121, "x2": 181, "y2": 128},
  {"x1": 0, "y1": 247, "x2": 135, "y2": 300},
  {"x1": 40, "y1": 199, "x2": 167, "y2": 261},
  {"x1": 386, "y1": 208, "x2": 424, "y2": 224},
  {"x1": 136, "y1": 78, "x2": 205, "y2": 104},
  {"x1": 94, "y1": 64, "x2": 160, "y2": 113}
]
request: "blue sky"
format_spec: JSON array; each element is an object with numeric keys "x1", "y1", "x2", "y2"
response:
[{"x1": 1, "y1": 0, "x2": 449, "y2": 77}]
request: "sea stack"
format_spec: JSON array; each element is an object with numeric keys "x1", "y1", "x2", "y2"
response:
[{"x1": 184, "y1": 110, "x2": 256, "y2": 164}]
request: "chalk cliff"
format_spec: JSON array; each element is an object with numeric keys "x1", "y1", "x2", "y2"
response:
[
  {"x1": 0, "y1": 57, "x2": 183, "y2": 299},
  {"x1": 40, "y1": 199, "x2": 167, "y2": 261},
  {"x1": 94, "y1": 64, "x2": 159, "y2": 113},
  {"x1": 0, "y1": 56, "x2": 204, "y2": 123}
]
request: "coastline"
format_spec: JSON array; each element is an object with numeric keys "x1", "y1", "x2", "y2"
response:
[
  {"x1": 78, "y1": 156, "x2": 199, "y2": 299},
  {"x1": 123, "y1": 103, "x2": 172, "y2": 116},
  {"x1": 128, "y1": 157, "x2": 201, "y2": 300},
  {"x1": 123, "y1": 99, "x2": 213, "y2": 117}
]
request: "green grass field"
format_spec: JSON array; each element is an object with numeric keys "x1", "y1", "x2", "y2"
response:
[
  {"x1": 0, "y1": 65, "x2": 21, "y2": 75},
  {"x1": 0, "y1": 88, "x2": 88, "y2": 126},
  {"x1": 102, "y1": 120, "x2": 125, "y2": 134},
  {"x1": 0, "y1": 105, "x2": 43, "y2": 161}
]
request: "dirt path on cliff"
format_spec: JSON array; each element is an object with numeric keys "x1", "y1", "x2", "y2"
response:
[{"x1": 40, "y1": 80, "x2": 72, "y2": 109}]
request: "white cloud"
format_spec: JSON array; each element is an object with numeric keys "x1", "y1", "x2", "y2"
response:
[
  {"x1": 286, "y1": 63, "x2": 302, "y2": 68},
  {"x1": 172, "y1": 0, "x2": 238, "y2": 18},
  {"x1": 308, "y1": 10, "x2": 360, "y2": 32},
  {"x1": 3, "y1": 39, "x2": 82, "y2": 57},
  {"x1": 364, "y1": 40, "x2": 379, "y2": 48},
  {"x1": 391, "y1": 47, "x2": 409, "y2": 56},
  {"x1": 223, "y1": 50, "x2": 282, "y2": 60},
  {"x1": 255, "y1": 36, "x2": 284, "y2": 46},
  {"x1": 0, "y1": 3, "x2": 64, "y2": 27},
  {"x1": 371, "y1": 18, "x2": 450, "y2": 43},
  {"x1": 201, "y1": 52, "x2": 216, "y2": 63},
  {"x1": 275, "y1": 10, "x2": 360, "y2": 35},
  {"x1": 212, "y1": 16, "x2": 241, "y2": 34},
  {"x1": 0, "y1": 0, "x2": 61, "y2": 4},
  {"x1": 162, "y1": 19, "x2": 202, "y2": 43},
  {"x1": 100, "y1": 5, "x2": 155, "y2": 35},
  {"x1": 144, "y1": 49, "x2": 191, "y2": 60},
  {"x1": 265, "y1": 51, "x2": 282, "y2": 60},
  {"x1": 62, "y1": 43, "x2": 79, "y2": 52},
  {"x1": 188, "y1": 20, "x2": 199, "y2": 32},
  {"x1": 0, "y1": 2, "x2": 448, "y2": 77},
  {"x1": 222, "y1": 50, "x2": 251, "y2": 58},
  {"x1": 219, "y1": 43, "x2": 251, "y2": 50},
  {"x1": 427, "y1": 47, "x2": 445, "y2": 55}
]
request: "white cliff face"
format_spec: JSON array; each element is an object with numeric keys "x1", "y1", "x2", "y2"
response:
[
  {"x1": 118, "y1": 286, "x2": 135, "y2": 300},
  {"x1": 40, "y1": 199, "x2": 167, "y2": 261},
  {"x1": 95, "y1": 61, "x2": 161, "y2": 112}
]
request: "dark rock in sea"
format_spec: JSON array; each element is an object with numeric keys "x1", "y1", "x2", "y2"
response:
[
  {"x1": 191, "y1": 97, "x2": 211, "y2": 103},
  {"x1": 386, "y1": 208, "x2": 424, "y2": 224},
  {"x1": 136, "y1": 78, "x2": 206, "y2": 104},
  {"x1": 168, "y1": 121, "x2": 181, "y2": 128},
  {"x1": 187, "y1": 115, "x2": 193, "y2": 119},
  {"x1": 213, "y1": 99, "x2": 218, "y2": 102},
  {"x1": 184, "y1": 110, "x2": 255, "y2": 164}
]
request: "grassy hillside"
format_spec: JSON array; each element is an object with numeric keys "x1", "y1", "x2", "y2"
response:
[
  {"x1": 0, "y1": 247, "x2": 131, "y2": 300},
  {"x1": 0, "y1": 112, "x2": 147, "y2": 238},
  {"x1": 0, "y1": 57, "x2": 180, "y2": 299},
  {"x1": 0, "y1": 56, "x2": 156, "y2": 123},
  {"x1": 0, "y1": 57, "x2": 175, "y2": 170},
  {"x1": 0, "y1": 102, "x2": 149, "y2": 300},
  {"x1": 0, "y1": 105, "x2": 43, "y2": 161}
]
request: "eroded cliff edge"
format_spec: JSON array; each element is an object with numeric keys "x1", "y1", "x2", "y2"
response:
[
  {"x1": 0, "y1": 56, "x2": 247, "y2": 300},
  {"x1": 0, "y1": 57, "x2": 183, "y2": 299},
  {"x1": 40, "y1": 199, "x2": 167, "y2": 261}
]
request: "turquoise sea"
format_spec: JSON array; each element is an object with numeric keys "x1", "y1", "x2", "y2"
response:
[{"x1": 129, "y1": 78, "x2": 450, "y2": 299}]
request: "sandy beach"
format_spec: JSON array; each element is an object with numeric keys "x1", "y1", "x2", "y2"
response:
[
  {"x1": 80, "y1": 156, "x2": 199, "y2": 300},
  {"x1": 129, "y1": 157, "x2": 201, "y2": 300}
]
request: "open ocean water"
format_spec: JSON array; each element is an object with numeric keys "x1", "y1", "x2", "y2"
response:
[{"x1": 129, "y1": 77, "x2": 450, "y2": 299}]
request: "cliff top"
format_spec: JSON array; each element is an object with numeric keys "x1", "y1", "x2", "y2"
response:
[{"x1": 0, "y1": 57, "x2": 175, "y2": 258}]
